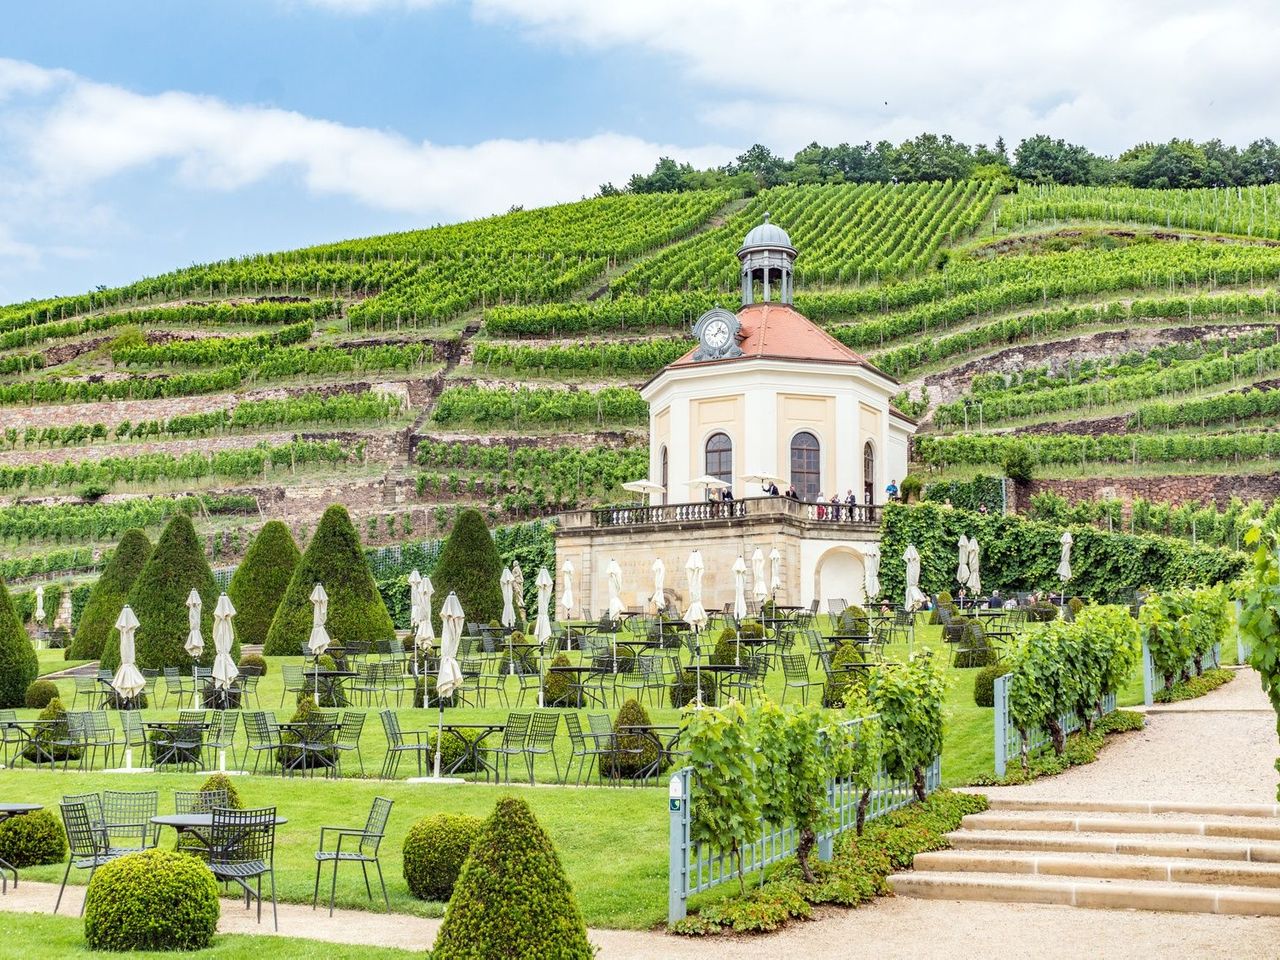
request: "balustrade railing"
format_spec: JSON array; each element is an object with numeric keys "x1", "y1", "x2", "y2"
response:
[{"x1": 572, "y1": 496, "x2": 882, "y2": 530}]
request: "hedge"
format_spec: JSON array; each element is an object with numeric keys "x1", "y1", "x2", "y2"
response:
[
  {"x1": 228, "y1": 520, "x2": 300, "y2": 648},
  {"x1": 68, "y1": 528, "x2": 151, "y2": 661},
  {"x1": 83, "y1": 849, "x2": 219, "y2": 952},
  {"x1": 428, "y1": 508, "x2": 503, "y2": 630},
  {"x1": 0, "y1": 579, "x2": 38, "y2": 708}
]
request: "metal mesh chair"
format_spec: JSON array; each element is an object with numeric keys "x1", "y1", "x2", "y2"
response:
[
  {"x1": 72, "y1": 676, "x2": 99, "y2": 710},
  {"x1": 82, "y1": 711, "x2": 120, "y2": 769},
  {"x1": 492, "y1": 712, "x2": 532, "y2": 784},
  {"x1": 102, "y1": 790, "x2": 158, "y2": 852},
  {"x1": 56, "y1": 800, "x2": 125, "y2": 915},
  {"x1": 207, "y1": 711, "x2": 239, "y2": 768},
  {"x1": 333, "y1": 711, "x2": 366, "y2": 777},
  {"x1": 781, "y1": 654, "x2": 824, "y2": 704},
  {"x1": 242, "y1": 711, "x2": 282, "y2": 775},
  {"x1": 563, "y1": 713, "x2": 611, "y2": 785},
  {"x1": 379, "y1": 709, "x2": 432, "y2": 779},
  {"x1": 521, "y1": 711, "x2": 561, "y2": 785},
  {"x1": 209, "y1": 806, "x2": 278, "y2": 930},
  {"x1": 281, "y1": 664, "x2": 305, "y2": 706},
  {"x1": 312, "y1": 796, "x2": 394, "y2": 916},
  {"x1": 161, "y1": 667, "x2": 190, "y2": 708}
]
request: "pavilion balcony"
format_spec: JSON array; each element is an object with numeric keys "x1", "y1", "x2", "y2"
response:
[{"x1": 558, "y1": 495, "x2": 881, "y2": 533}]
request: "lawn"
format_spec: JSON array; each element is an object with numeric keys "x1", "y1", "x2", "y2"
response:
[{"x1": 0, "y1": 913, "x2": 416, "y2": 960}]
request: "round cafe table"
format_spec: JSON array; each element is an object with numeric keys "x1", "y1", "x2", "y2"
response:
[
  {"x1": 0, "y1": 804, "x2": 41, "y2": 892},
  {"x1": 151, "y1": 812, "x2": 289, "y2": 850}
]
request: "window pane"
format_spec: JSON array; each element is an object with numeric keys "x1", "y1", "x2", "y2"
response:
[
  {"x1": 790, "y1": 431, "x2": 820, "y2": 500},
  {"x1": 705, "y1": 432, "x2": 733, "y2": 489}
]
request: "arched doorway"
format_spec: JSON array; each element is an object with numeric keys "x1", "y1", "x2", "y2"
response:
[
  {"x1": 813, "y1": 546, "x2": 867, "y2": 609},
  {"x1": 863, "y1": 441, "x2": 876, "y2": 505},
  {"x1": 790, "y1": 431, "x2": 821, "y2": 501}
]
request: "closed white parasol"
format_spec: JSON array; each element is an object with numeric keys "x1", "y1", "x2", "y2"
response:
[
  {"x1": 966, "y1": 537, "x2": 981, "y2": 595},
  {"x1": 606, "y1": 558, "x2": 625, "y2": 620},
  {"x1": 684, "y1": 550, "x2": 707, "y2": 630},
  {"x1": 956, "y1": 535, "x2": 971, "y2": 588},
  {"x1": 651, "y1": 557, "x2": 666, "y2": 611},
  {"x1": 111, "y1": 605, "x2": 145, "y2": 702},
  {"x1": 500, "y1": 567, "x2": 516, "y2": 629},
  {"x1": 1058, "y1": 530, "x2": 1073, "y2": 585},
  {"x1": 432, "y1": 592, "x2": 466, "y2": 778},
  {"x1": 904, "y1": 544, "x2": 927, "y2": 611},
  {"x1": 308, "y1": 583, "x2": 331, "y2": 657},
  {"x1": 751, "y1": 548, "x2": 767, "y2": 604},
  {"x1": 185, "y1": 588, "x2": 204, "y2": 709},
  {"x1": 534, "y1": 567, "x2": 553, "y2": 707},
  {"x1": 864, "y1": 546, "x2": 881, "y2": 602},
  {"x1": 212, "y1": 593, "x2": 238, "y2": 691},
  {"x1": 732, "y1": 556, "x2": 748, "y2": 621},
  {"x1": 769, "y1": 548, "x2": 782, "y2": 595},
  {"x1": 561, "y1": 559, "x2": 575, "y2": 620}
]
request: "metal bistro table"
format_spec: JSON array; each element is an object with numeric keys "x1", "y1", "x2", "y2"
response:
[
  {"x1": 277, "y1": 719, "x2": 342, "y2": 777},
  {"x1": 547, "y1": 665, "x2": 605, "y2": 708},
  {"x1": 0, "y1": 720, "x2": 37, "y2": 768},
  {"x1": 306, "y1": 669, "x2": 358, "y2": 709},
  {"x1": 615, "y1": 725, "x2": 682, "y2": 783},
  {"x1": 151, "y1": 812, "x2": 288, "y2": 856},
  {"x1": 438, "y1": 722, "x2": 506, "y2": 781},
  {"x1": 0, "y1": 804, "x2": 42, "y2": 891}
]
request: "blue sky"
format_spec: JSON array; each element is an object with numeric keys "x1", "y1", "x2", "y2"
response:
[{"x1": 2, "y1": 0, "x2": 1279, "y2": 303}]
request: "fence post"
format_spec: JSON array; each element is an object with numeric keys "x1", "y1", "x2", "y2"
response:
[
  {"x1": 993, "y1": 674, "x2": 1008, "y2": 778},
  {"x1": 1141, "y1": 639, "x2": 1153, "y2": 706},
  {"x1": 668, "y1": 770, "x2": 690, "y2": 925},
  {"x1": 817, "y1": 780, "x2": 835, "y2": 862}
]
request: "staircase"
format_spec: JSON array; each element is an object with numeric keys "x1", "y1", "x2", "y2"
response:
[{"x1": 890, "y1": 797, "x2": 1280, "y2": 915}]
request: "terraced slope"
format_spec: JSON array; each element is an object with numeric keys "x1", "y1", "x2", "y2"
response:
[{"x1": 6, "y1": 180, "x2": 1280, "y2": 588}]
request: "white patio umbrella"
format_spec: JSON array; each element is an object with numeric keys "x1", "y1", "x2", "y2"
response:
[
  {"x1": 769, "y1": 548, "x2": 782, "y2": 597},
  {"x1": 34, "y1": 585, "x2": 45, "y2": 625},
  {"x1": 687, "y1": 475, "x2": 730, "y2": 500},
  {"x1": 966, "y1": 537, "x2": 982, "y2": 595},
  {"x1": 500, "y1": 566, "x2": 516, "y2": 630},
  {"x1": 534, "y1": 567, "x2": 553, "y2": 706},
  {"x1": 308, "y1": 583, "x2": 331, "y2": 656},
  {"x1": 732, "y1": 556, "x2": 748, "y2": 666},
  {"x1": 433, "y1": 592, "x2": 466, "y2": 779},
  {"x1": 1058, "y1": 530, "x2": 1074, "y2": 602},
  {"x1": 606, "y1": 558, "x2": 625, "y2": 620},
  {"x1": 651, "y1": 557, "x2": 666, "y2": 611},
  {"x1": 955, "y1": 535, "x2": 972, "y2": 590},
  {"x1": 511, "y1": 561, "x2": 527, "y2": 622},
  {"x1": 864, "y1": 547, "x2": 881, "y2": 603},
  {"x1": 408, "y1": 569, "x2": 424, "y2": 633},
  {"x1": 904, "y1": 544, "x2": 927, "y2": 612},
  {"x1": 111, "y1": 605, "x2": 145, "y2": 703},
  {"x1": 185, "y1": 588, "x2": 204, "y2": 709},
  {"x1": 685, "y1": 551, "x2": 708, "y2": 707},
  {"x1": 211, "y1": 593, "x2": 240, "y2": 771},
  {"x1": 415, "y1": 576, "x2": 436, "y2": 708},
  {"x1": 751, "y1": 548, "x2": 767, "y2": 604}
]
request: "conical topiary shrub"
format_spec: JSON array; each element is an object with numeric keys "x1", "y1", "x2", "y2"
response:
[
  {"x1": 69, "y1": 529, "x2": 151, "y2": 661},
  {"x1": 429, "y1": 508, "x2": 502, "y2": 630},
  {"x1": 228, "y1": 521, "x2": 300, "y2": 649},
  {"x1": 102, "y1": 515, "x2": 223, "y2": 672},
  {"x1": 0, "y1": 579, "x2": 38, "y2": 709},
  {"x1": 264, "y1": 505, "x2": 394, "y2": 656},
  {"x1": 432, "y1": 796, "x2": 591, "y2": 960}
]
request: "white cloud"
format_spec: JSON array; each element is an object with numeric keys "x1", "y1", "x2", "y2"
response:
[
  {"x1": 0, "y1": 57, "x2": 729, "y2": 222},
  {"x1": 472, "y1": 0, "x2": 1280, "y2": 154}
]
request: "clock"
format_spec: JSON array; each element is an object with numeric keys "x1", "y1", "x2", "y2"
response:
[{"x1": 691, "y1": 307, "x2": 743, "y2": 362}]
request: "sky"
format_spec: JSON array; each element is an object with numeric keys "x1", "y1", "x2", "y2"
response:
[{"x1": 3, "y1": 0, "x2": 1280, "y2": 303}]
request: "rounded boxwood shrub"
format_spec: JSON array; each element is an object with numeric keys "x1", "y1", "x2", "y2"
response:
[
  {"x1": 543, "y1": 652, "x2": 573, "y2": 707},
  {"x1": 973, "y1": 665, "x2": 1004, "y2": 707},
  {"x1": 22, "y1": 698, "x2": 81, "y2": 764},
  {"x1": 1067, "y1": 596, "x2": 1085, "y2": 621},
  {"x1": 1028, "y1": 601, "x2": 1060, "y2": 623},
  {"x1": 670, "y1": 669, "x2": 717, "y2": 708},
  {"x1": 279, "y1": 696, "x2": 336, "y2": 769},
  {"x1": 0, "y1": 579, "x2": 38, "y2": 709},
  {"x1": 24, "y1": 678, "x2": 59, "y2": 710},
  {"x1": 69, "y1": 529, "x2": 151, "y2": 661},
  {"x1": 428, "y1": 508, "x2": 503, "y2": 630},
  {"x1": 199, "y1": 772, "x2": 244, "y2": 808},
  {"x1": 823, "y1": 642, "x2": 871, "y2": 708},
  {"x1": 433, "y1": 797, "x2": 591, "y2": 960},
  {"x1": 402, "y1": 813, "x2": 482, "y2": 901},
  {"x1": 84, "y1": 848, "x2": 219, "y2": 952},
  {"x1": 264, "y1": 505, "x2": 395, "y2": 656},
  {"x1": 953, "y1": 623, "x2": 997, "y2": 669},
  {"x1": 606, "y1": 698, "x2": 659, "y2": 779},
  {"x1": 0, "y1": 809, "x2": 66, "y2": 867},
  {"x1": 497, "y1": 631, "x2": 537, "y2": 675},
  {"x1": 228, "y1": 521, "x2": 300, "y2": 649},
  {"x1": 237, "y1": 652, "x2": 268, "y2": 676},
  {"x1": 102, "y1": 516, "x2": 223, "y2": 673}
]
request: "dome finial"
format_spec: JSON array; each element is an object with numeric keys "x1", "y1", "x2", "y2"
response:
[{"x1": 762, "y1": 211, "x2": 771, "y2": 223}]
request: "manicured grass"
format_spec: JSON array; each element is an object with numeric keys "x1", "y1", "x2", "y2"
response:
[
  {"x1": 37, "y1": 649, "x2": 87, "y2": 677},
  {"x1": 0, "y1": 912, "x2": 417, "y2": 959}
]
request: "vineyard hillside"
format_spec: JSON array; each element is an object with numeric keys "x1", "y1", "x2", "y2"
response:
[{"x1": 6, "y1": 179, "x2": 1280, "y2": 601}]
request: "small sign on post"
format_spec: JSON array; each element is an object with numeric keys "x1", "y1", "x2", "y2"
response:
[{"x1": 668, "y1": 774, "x2": 683, "y2": 812}]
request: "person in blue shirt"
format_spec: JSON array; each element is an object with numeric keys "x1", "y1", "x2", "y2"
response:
[{"x1": 886, "y1": 479, "x2": 899, "y2": 501}]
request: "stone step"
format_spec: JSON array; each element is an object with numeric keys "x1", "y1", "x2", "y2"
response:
[
  {"x1": 983, "y1": 797, "x2": 1280, "y2": 819},
  {"x1": 888, "y1": 870, "x2": 1280, "y2": 915},
  {"x1": 961, "y1": 811, "x2": 1280, "y2": 842},
  {"x1": 947, "y1": 829, "x2": 1280, "y2": 863},
  {"x1": 913, "y1": 849, "x2": 1280, "y2": 887}
]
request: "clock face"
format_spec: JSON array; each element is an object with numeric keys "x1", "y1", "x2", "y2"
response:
[{"x1": 704, "y1": 318, "x2": 731, "y2": 350}]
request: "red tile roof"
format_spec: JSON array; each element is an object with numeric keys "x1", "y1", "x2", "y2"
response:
[{"x1": 667, "y1": 302, "x2": 893, "y2": 380}]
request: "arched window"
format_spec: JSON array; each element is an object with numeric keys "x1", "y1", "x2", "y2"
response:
[
  {"x1": 863, "y1": 441, "x2": 876, "y2": 505},
  {"x1": 660, "y1": 446, "x2": 669, "y2": 505},
  {"x1": 705, "y1": 432, "x2": 733, "y2": 495},
  {"x1": 790, "y1": 431, "x2": 821, "y2": 501}
]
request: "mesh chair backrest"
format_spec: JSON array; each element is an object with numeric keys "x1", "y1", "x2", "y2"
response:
[
  {"x1": 782, "y1": 654, "x2": 809, "y2": 680},
  {"x1": 63, "y1": 712, "x2": 87, "y2": 739},
  {"x1": 528, "y1": 711, "x2": 560, "y2": 748},
  {"x1": 0, "y1": 709, "x2": 14, "y2": 724},
  {"x1": 587, "y1": 713, "x2": 612, "y2": 737},
  {"x1": 164, "y1": 667, "x2": 179, "y2": 680},
  {"x1": 120, "y1": 710, "x2": 145, "y2": 745},
  {"x1": 64, "y1": 791, "x2": 104, "y2": 828},
  {"x1": 243, "y1": 711, "x2": 277, "y2": 746},
  {"x1": 379, "y1": 709, "x2": 403, "y2": 747},
  {"x1": 360, "y1": 797, "x2": 394, "y2": 855},
  {"x1": 564, "y1": 713, "x2": 585, "y2": 745},
  {"x1": 337, "y1": 711, "x2": 365, "y2": 746},
  {"x1": 175, "y1": 789, "x2": 228, "y2": 814},
  {"x1": 75, "y1": 677, "x2": 97, "y2": 692},
  {"x1": 210, "y1": 806, "x2": 276, "y2": 868},
  {"x1": 210, "y1": 711, "x2": 238, "y2": 743},
  {"x1": 178, "y1": 710, "x2": 207, "y2": 724},
  {"x1": 749, "y1": 654, "x2": 770, "y2": 679},
  {"x1": 87, "y1": 711, "x2": 113, "y2": 739},
  {"x1": 282, "y1": 664, "x2": 304, "y2": 686},
  {"x1": 61, "y1": 801, "x2": 105, "y2": 858},
  {"x1": 103, "y1": 790, "x2": 157, "y2": 845},
  {"x1": 501, "y1": 712, "x2": 531, "y2": 748}
]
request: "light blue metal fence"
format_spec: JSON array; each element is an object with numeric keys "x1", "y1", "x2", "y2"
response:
[
  {"x1": 666, "y1": 716, "x2": 941, "y2": 923},
  {"x1": 992, "y1": 675, "x2": 1116, "y2": 778},
  {"x1": 1141, "y1": 640, "x2": 1221, "y2": 705}
]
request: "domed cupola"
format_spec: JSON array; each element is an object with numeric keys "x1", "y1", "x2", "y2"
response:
[{"x1": 737, "y1": 212, "x2": 797, "y2": 305}]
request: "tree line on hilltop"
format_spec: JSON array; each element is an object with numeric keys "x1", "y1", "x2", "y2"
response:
[{"x1": 603, "y1": 134, "x2": 1280, "y2": 195}]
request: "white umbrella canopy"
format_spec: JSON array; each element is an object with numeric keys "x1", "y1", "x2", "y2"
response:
[
  {"x1": 904, "y1": 544, "x2": 927, "y2": 611},
  {"x1": 687, "y1": 475, "x2": 730, "y2": 499},
  {"x1": 500, "y1": 566, "x2": 516, "y2": 629},
  {"x1": 184, "y1": 588, "x2": 204, "y2": 660},
  {"x1": 437, "y1": 592, "x2": 465, "y2": 701},
  {"x1": 606, "y1": 558, "x2": 625, "y2": 620},
  {"x1": 742, "y1": 472, "x2": 784, "y2": 485},
  {"x1": 864, "y1": 547, "x2": 881, "y2": 602},
  {"x1": 1058, "y1": 530, "x2": 1074, "y2": 584},
  {"x1": 34, "y1": 586, "x2": 45, "y2": 624},
  {"x1": 955, "y1": 535, "x2": 972, "y2": 588},
  {"x1": 684, "y1": 550, "x2": 708, "y2": 630},
  {"x1": 408, "y1": 569, "x2": 424, "y2": 631},
  {"x1": 622, "y1": 480, "x2": 665, "y2": 496},
  {"x1": 111, "y1": 605, "x2": 145, "y2": 701},
  {"x1": 415, "y1": 576, "x2": 436, "y2": 649},
  {"x1": 751, "y1": 548, "x2": 767, "y2": 603},
  {"x1": 769, "y1": 548, "x2": 782, "y2": 594},
  {"x1": 533, "y1": 567, "x2": 554, "y2": 644},
  {"x1": 308, "y1": 582, "x2": 331, "y2": 657},
  {"x1": 651, "y1": 558, "x2": 666, "y2": 611},
  {"x1": 561, "y1": 560, "x2": 575, "y2": 619},
  {"x1": 732, "y1": 556, "x2": 748, "y2": 620},
  {"x1": 212, "y1": 593, "x2": 239, "y2": 691},
  {"x1": 966, "y1": 537, "x2": 982, "y2": 594}
]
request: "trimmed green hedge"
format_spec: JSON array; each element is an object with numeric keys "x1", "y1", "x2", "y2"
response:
[
  {"x1": 68, "y1": 529, "x2": 151, "y2": 661},
  {"x1": 429, "y1": 508, "x2": 503, "y2": 629},
  {"x1": 228, "y1": 520, "x2": 300, "y2": 649},
  {"x1": 84, "y1": 849, "x2": 219, "y2": 952},
  {"x1": 0, "y1": 579, "x2": 38, "y2": 709},
  {"x1": 403, "y1": 813, "x2": 482, "y2": 901},
  {"x1": 0, "y1": 809, "x2": 65, "y2": 867},
  {"x1": 24, "y1": 679, "x2": 58, "y2": 709},
  {"x1": 264, "y1": 505, "x2": 394, "y2": 656}
]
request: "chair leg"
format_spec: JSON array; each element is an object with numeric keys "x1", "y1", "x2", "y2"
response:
[
  {"x1": 313, "y1": 858, "x2": 322, "y2": 909},
  {"x1": 375, "y1": 858, "x2": 389, "y2": 912},
  {"x1": 78, "y1": 865, "x2": 95, "y2": 917},
  {"x1": 54, "y1": 859, "x2": 72, "y2": 914},
  {"x1": 360, "y1": 860, "x2": 372, "y2": 900},
  {"x1": 329, "y1": 857, "x2": 339, "y2": 916}
]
